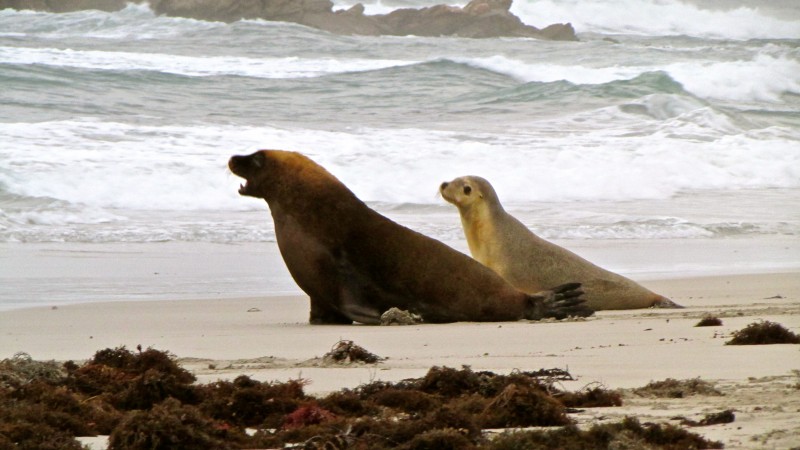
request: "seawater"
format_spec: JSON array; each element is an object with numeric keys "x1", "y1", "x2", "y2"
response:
[{"x1": 0, "y1": 2, "x2": 798, "y2": 249}]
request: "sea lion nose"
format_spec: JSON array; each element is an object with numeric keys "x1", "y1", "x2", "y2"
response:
[
  {"x1": 228, "y1": 156, "x2": 240, "y2": 171},
  {"x1": 440, "y1": 181, "x2": 449, "y2": 191},
  {"x1": 229, "y1": 155, "x2": 249, "y2": 173}
]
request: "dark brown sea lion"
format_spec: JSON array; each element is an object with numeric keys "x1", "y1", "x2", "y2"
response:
[
  {"x1": 440, "y1": 176, "x2": 682, "y2": 311},
  {"x1": 229, "y1": 150, "x2": 593, "y2": 324}
]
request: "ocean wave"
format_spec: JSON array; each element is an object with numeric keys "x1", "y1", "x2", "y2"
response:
[
  {"x1": 470, "y1": 71, "x2": 685, "y2": 105},
  {"x1": 448, "y1": 54, "x2": 800, "y2": 104},
  {"x1": 665, "y1": 54, "x2": 800, "y2": 103},
  {"x1": 0, "y1": 119, "x2": 253, "y2": 212},
  {"x1": 2, "y1": 118, "x2": 798, "y2": 211},
  {"x1": 510, "y1": 0, "x2": 800, "y2": 40},
  {"x1": 4, "y1": 44, "x2": 797, "y2": 105},
  {"x1": 0, "y1": 3, "x2": 222, "y2": 40},
  {"x1": 0, "y1": 45, "x2": 413, "y2": 78},
  {"x1": 2, "y1": 205, "x2": 793, "y2": 243}
]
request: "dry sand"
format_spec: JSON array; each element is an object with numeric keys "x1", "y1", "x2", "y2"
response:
[{"x1": 1, "y1": 270, "x2": 799, "y2": 449}]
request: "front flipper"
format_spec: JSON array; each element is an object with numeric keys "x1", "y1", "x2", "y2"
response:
[
  {"x1": 525, "y1": 282, "x2": 594, "y2": 320},
  {"x1": 333, "y1": 249, "x2": 401, "y2": 325},
  {"x1": 309, "y1": 296, "x2": 353, "y2": 325}
]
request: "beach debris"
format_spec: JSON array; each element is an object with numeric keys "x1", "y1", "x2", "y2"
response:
[
  {"x1": 556, "y1": 383, "x2": 623, "y2": 408},
  {"x1": 380, "y1": 307, "x2": 423, "y2": 325},
  {"x1": 488, "y1": 416, "x2": 723, "y2": 449},
  {"x1": 197, "y1": 375, "x2": 308, "y2": 428},
  {"x1": 526, "y1": 367, "x2": 575, "y2": 381},
  {"x1": 1, "y1": 350, "x2": 720, "y2": 450},
  {"x1": 369, "y1": 386, "x2": 441, "y2": 413},
  {"x1": 404, "y1": 428, "x2": 476, "y2": 450},
  {"x1": 480, "y1": 383, "x2": 570, "y2": 428},
  {"x1": 281, "y1": 403, "x2": 336, "y2": 430},
  {"x1": 725, "y1": 320, "x2": 800, "y2": 345},
  {"x1": 0, "y1": 352, "x2": 64, "y2": 389},
  {"x1": 322, "y1": 340, "x2": 383, "y2": 364},
  {"x1": 290, "y1": 432, "x2": 354, "y2": 450},
  {"x1": 107, "y1": 397, "x2": 247, "y2": 450},
  {"x1": 695, "y1": 315, "x2": 723, "y2": 327},
  {"x1": 67, "y1": 345, "x2": 198, "y2": 411},
  {"x1": 632, "y1": 378, "x2": 723, "y2": 398},
  {"x1": 680, "y1": 409, "x2": 735, "y2": 427}
]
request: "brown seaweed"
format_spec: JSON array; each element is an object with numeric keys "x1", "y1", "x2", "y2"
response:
[
  {"x1": 695, "y1": 316, "x2": 723, "y2": 327},
  {"x1": 107, "y1": 398, "x2": 247, "y2": 450},
  {"x1": 726, "y1": 320, "x2": 800, "y2": 345},
  {"x1": 487, "y1": 416, "x2": 723, "y2": 449},
  {"x1": 632, "y1": 378, "x2": 723, "y2": 398},
  {"x1": 323, "y1": 340, "x2": 383, "y2": 364},
  {"x1": 0, "y1": 348, "x2": 722, "y2": 450}
]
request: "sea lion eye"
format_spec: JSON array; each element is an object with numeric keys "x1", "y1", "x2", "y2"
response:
[
  {"x1": 463, "y1": 185, "x2": 472, "y2": 195},
  {"x1": 252, "y1": 152, "x2": 265, "y2": 168}
]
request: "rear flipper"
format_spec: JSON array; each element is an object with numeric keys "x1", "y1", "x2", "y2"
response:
[
  {"x1": 652, "y1": 296, "x2": 684, "y2": 309},
  {"x1": 525, "y1": 282, "x2": 594, "y2": 320}
]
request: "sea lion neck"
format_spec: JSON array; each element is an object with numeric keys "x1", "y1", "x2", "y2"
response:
[{"x1": 459, "y1": 196, "x2": 503, "y2": 266}]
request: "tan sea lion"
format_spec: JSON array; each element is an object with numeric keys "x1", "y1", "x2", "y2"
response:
[
  {"x1": 229, "y1": 150, "x2": 593, "y2": 324},
  {"x1": 440, "y1": 176, "x2": 682, "y2": 311}
]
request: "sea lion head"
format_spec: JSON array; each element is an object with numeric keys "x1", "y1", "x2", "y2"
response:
[
  {"x1": 439, "y1": 175, "x2": 499, "y2": 211},
  {"x1": 229, "y1": 150, "x2": 274, "y2": 198},
  {"x1": 230, "y1": 150, "x2": 349, "y2": 203},
  {"x1": 230, "y1": 149, "x2": 323, "y2": 199}
]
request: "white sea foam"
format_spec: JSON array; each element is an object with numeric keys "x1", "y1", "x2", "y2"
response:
[
  {"x1": 452, "y1": 55, "x2": 650, "y2": 85},
  {"x1": 4, "y1": 43, "x2": 797, "y2": 105},
  {"x1": 3, "y1": 115, "x2": 797, "y2": 213},
  {"x1": 0, "y1": 120, "x2": 246, "y2": 212},
  {"x1": 511, "y1": 0, "x2": 800, "y2": 40},
  {"x1": 665, "y1": 54, "x2": 800, "y2": 103},
  {"x1": 0, "y1": 3, "x2": 220, "y2": 40},
  {"x1": 451, "y1": 53, "x2": 800, "y2": 103},
  {"x1": 0, "y1": 46, "x2": 412, "y2": 78}
]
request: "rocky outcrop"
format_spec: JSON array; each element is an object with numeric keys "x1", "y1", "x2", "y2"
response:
[{"x1": 0, "y1": 0, "x2": 577, "y2": 41}]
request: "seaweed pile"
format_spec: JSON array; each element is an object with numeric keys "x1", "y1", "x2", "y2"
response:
[
  {"x1": 632, "y1": 378, "x2": 723, "y2": 399},
  {"x1": 725, "y1": 320, "x2": 800, "y2": 345},
  {"x1": 695, "y1": 316, "x2": 723, "y2": 327},
  {"x1": 322, "y1": 340, "x2": 383, "y2": 364},
  {"x1": 0, "y1": 347, "x2": 722, "y2": 450}
]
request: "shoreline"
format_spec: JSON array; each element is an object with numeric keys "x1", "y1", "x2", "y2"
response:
[
  {"x1": 2, "y1": 271, "x2": 797, "y2": 376},
  {"x1": 2, "y1": 235, "x2": 797, "y2": 311}
]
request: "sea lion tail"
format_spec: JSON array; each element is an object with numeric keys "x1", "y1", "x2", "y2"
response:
[{"x1": 525, "y1": 282, "x2": 595, "y2": 320}]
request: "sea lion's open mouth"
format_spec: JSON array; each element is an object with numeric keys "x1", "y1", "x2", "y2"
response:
[{"x1": 229, "y1": 155, "x2": 253, "y2": 196}]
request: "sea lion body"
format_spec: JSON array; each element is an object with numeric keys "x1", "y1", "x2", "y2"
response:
[
  {"x1": 440, "y1": 176, "x2": 681, "y2": 311},
  {"x1": 229, "y1": 150, "x2": 592, "y2": 324}
]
